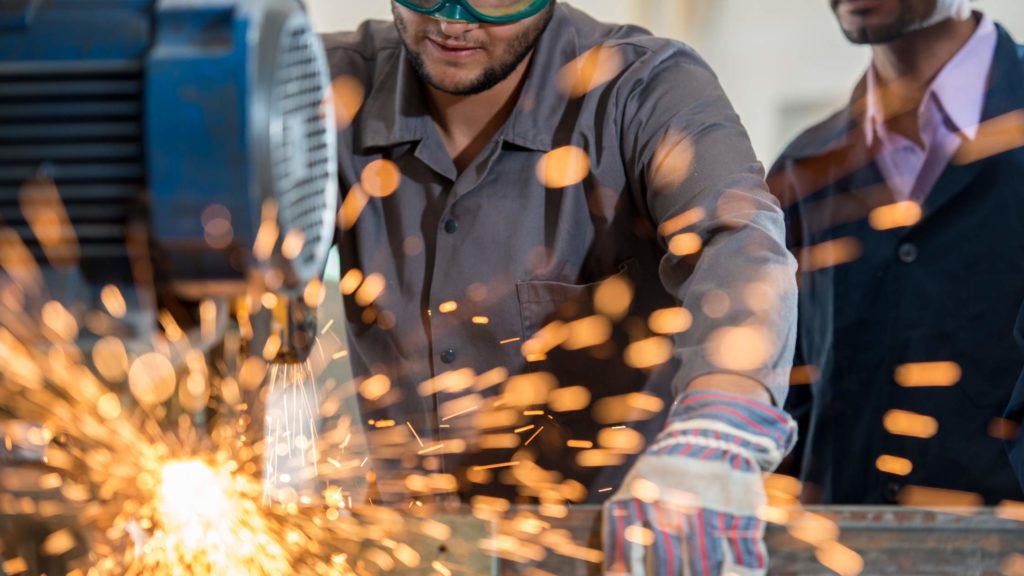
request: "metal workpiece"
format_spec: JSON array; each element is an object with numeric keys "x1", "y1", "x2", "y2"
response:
[
  {"x1": 765, "y1": 507, "x2": 1024, "y2": 575},
  {"x1": 2, "y1": 496, "x2": 1023, "y2": 575},
  {"x1": 270, "y1": 294, "x2": 317, "y2": 363},
  {"x1": 389, "y1": 506, "x2": 1024, "y2": 575}
]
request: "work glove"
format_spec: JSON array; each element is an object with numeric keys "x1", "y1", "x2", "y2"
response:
[{"x1": 603, "y1": 391, "x2": 797, "y2": 576}]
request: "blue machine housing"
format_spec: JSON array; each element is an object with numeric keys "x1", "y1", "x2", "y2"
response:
[{"x1": 0, "y1": 0, "x2": 338, "y2": 299}]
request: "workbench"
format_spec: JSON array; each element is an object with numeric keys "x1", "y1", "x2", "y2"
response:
[{"x1": 2, "y1": 462, "x2": 1023, "y2": 576}]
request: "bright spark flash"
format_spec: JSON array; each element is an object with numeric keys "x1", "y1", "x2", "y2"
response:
[
  {"x1": 132, "y1": 460, "x2": 291, "y2": 575},
  {"x1": 263, "y1": 361, "x2": 321, "y2": 505}
]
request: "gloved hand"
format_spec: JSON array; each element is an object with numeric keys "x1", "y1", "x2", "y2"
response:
[{"x1": 603, "y1": 391, "x2": 797, "y2": 576}]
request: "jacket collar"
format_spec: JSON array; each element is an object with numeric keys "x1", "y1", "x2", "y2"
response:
[
  {"x1": 501, "y1": 4, "x2": 580, "y2": 152},
  {"x1": 921, "y1": 23, "x2": 1024, "y2": 216},
  {"x1": 981, "y1": 24, "x2": 1024, "y2": 121},
  {"x1": 786, "y1": 22, "x2": 1024, "y2": 163},
  {"x1": 354, "y1": 44, "x2": 430, "y2": 151}
]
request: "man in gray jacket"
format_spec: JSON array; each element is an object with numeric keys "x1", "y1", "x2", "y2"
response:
[{"x1": 325, "y1": 1, "x2": 797, "y2": 573}]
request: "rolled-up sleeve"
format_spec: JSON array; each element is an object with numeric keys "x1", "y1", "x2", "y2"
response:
[{"x1": 620, "y1": 45, "x2": 798, "y2": 406}]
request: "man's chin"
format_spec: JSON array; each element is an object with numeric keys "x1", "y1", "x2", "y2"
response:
[
  {"x1": 842, "y1": 26, "x2": 873, "y2": 44},
  {"x1": 841, "y1": 23, "x2": 905, "y2": 44},
  {"x1": 423, "y1": 75, "x2": 484, "y2": 96},
  {"x1": 417, "y1": 65, "x2": 498, "y2": 96}
]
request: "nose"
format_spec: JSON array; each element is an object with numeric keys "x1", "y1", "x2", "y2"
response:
[{"x1": 437, "y1": 18, "x2": 479, "y2": 37}]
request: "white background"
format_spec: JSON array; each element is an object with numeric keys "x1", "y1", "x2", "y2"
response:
[{"x1": 305, "y1": 0, "x2": 1024, "y2": 164}]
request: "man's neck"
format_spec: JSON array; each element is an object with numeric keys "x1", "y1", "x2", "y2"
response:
[
  {"x1": 427, "y1": 53, "x2": 533, "y2": 173},
  {"x1": 868, "y1": 14, "x2": 979, "y2": 146},
  {"x1": 871, "y1": 14, "x2": 979, "y2": 93}
]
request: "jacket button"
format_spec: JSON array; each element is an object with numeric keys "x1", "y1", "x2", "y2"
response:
[
  {"x1": 440, "y1": 348, "x2": 456, "y2": 364},
  {"x1": 444, "y1": 219, "x2": 459, "y2": 234},
  {"x1": 883, "y1": 481, "x2": 903, "y2": 503},
  {"x1": 897, "y1": 243, "x2": 918, "y2": 264}
]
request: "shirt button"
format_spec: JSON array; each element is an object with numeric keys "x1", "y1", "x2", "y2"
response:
[
  {"x1": 443, "y1": 219, "x2": 459, "y2": 234},
  {"x1": 440, "y1": 348, "x2": 456, "y2": 364},
  {"x1": 897, "y1": 243, "x2": 918, "y2": 264},
  {"x1": 883, "y1": 481, "x2": 903, "y2": 504}
]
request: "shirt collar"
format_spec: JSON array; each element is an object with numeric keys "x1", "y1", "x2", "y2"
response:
[
  {"x1": 864, "y1": 13, "x2": 998, "y2": 146},
  {"x1": 502, "y1": 4, "x2": 579, "y2": 152},
  {"x1": 355, "y1": 44, "x2": 431, "y2": 151},
  {"x1": 356, "y1": 4, "x2": 582, "y2": 153}
]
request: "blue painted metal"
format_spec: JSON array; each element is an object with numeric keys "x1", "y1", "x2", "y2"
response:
[
  {"x1": 0, "y1": 0, "x2": 154, "y2": 283},
  {"x1": 0, "y1": 0, "x2": 316, "y2": 290},
  {"x1": 0, "y1": 0, "x2": 154, "y2": 59},
  {"x1": 146, "y1": 0, "x2": 258, "y2": 286}
]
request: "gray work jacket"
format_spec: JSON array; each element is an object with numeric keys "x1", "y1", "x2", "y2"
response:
[{"x1": 323, "y1": 3, "x2": 796, "y2": 503}]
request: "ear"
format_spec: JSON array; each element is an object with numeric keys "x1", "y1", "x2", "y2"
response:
[
  {"x1": 943, "y1": 0, "x2": 974, "y2": 21},
  {"x1": 912, "y1": 0, "x2": 973, "y2": 32}
]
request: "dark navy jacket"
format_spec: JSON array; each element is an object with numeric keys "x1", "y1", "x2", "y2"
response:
[
  {"x1": 1006, "y1": 306, "x2": 1024, "y2": 491},
  {"x1": 770, "y1": 25, "x2": 1024, "y2": 505}
]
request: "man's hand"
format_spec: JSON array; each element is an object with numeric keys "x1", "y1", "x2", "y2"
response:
[{"x1": 602, "y1": 391, "x2": 797, "y2": 575}]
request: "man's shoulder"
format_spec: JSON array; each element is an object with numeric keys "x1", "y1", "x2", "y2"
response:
[
  {"x1": 766, "y1": 104, "x2": 861, "y2": 210},
  {"x1": 771, "y1": 106, "x2": 856, "y2": 175},
  {"x1": 320, "y1": 20, "x2": 403, "y2": 77},
  {"x1": 1016, "y1": 40, "x2": 1024, "y2": 66},
  {"x1": 1004, "y1": 19, "x2": 1024, "y2": 62}
]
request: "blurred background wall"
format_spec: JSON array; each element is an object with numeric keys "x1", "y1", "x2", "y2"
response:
[{"x1": 306, "y1": 0, "x2": 1024, "y2": 165}]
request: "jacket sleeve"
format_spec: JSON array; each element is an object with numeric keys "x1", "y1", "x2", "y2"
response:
[
  {"x1": 619, "y1": 43, "x2": 798, "y2": 407},
  {"x1": 767, "y1": 153, "x2": 813, "y2": 479}
]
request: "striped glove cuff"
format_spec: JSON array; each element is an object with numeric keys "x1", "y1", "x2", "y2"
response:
[{"x1": 650, "y1": 391, "x2": 798, "y2": 473}]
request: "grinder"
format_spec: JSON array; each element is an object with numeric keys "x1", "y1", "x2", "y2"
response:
[
  {"x1": 0, "y1": 0, "x2": 338, "y2": 364},
  {"x1": 1, "y1": 2, "x2": 339, "y2": 570}
]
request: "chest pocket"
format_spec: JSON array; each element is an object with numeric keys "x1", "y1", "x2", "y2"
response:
[{"x1": 515, "y1": 259, "x2": 638, "y2": 340}]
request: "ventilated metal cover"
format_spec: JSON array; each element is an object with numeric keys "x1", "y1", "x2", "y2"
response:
[
  {"x1": 0, "y1": 61, "x2": 144, "y2": 276},
  {"x1": 268, "y1": 12, "x2": 338, "y2": 288},
  {"x1": 0, "y1": 0, "x2": 340, "y2": 297}
]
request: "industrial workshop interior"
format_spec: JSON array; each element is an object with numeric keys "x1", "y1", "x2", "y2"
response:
[{"x1": 4, "y1": 0, "x2": 1024, "y2": 574}]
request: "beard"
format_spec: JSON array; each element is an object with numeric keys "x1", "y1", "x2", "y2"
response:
[
  {"x1": 833, "y1": 0, "x2": 969, "y2": 45},
  {"x1": 393, "y1": 3, "x2": 554, "y2": 96}
]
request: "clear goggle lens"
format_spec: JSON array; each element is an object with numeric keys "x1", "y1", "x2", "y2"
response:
[{"x1": 400, "y1": 0, "x2": 542, "y2": 19}]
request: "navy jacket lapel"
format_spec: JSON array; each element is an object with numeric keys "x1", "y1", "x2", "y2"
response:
[
  {"x1": 776, "y1": 76, "x2": 894, "y2": 235},
  {"x1": 922, "y1": 25, "x2": 1024, "y2": 220}
]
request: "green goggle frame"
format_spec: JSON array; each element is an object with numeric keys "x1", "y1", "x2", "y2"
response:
[{"x1": 393, "y1": 0, "x2": 551, "y2": 24}]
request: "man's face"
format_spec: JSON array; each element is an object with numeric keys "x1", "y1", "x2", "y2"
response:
[
  {"x1": 830, "y1": 0, "x2": 942, "y2": 44},
  {"x1": 392, "y1": 1, "x2": 554, "y2": 96}
]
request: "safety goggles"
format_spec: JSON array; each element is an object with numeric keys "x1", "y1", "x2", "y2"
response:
[{"x1": 393, "y1": 0, "x2": 551, "y2": 24}]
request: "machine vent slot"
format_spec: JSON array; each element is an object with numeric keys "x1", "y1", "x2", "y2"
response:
[
  {"x1": 0, "y1": 62, "x2": 144, "y2": 265},
  {"x1": 270, "y1": 16, "x2": 336, "y2": 282}
]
